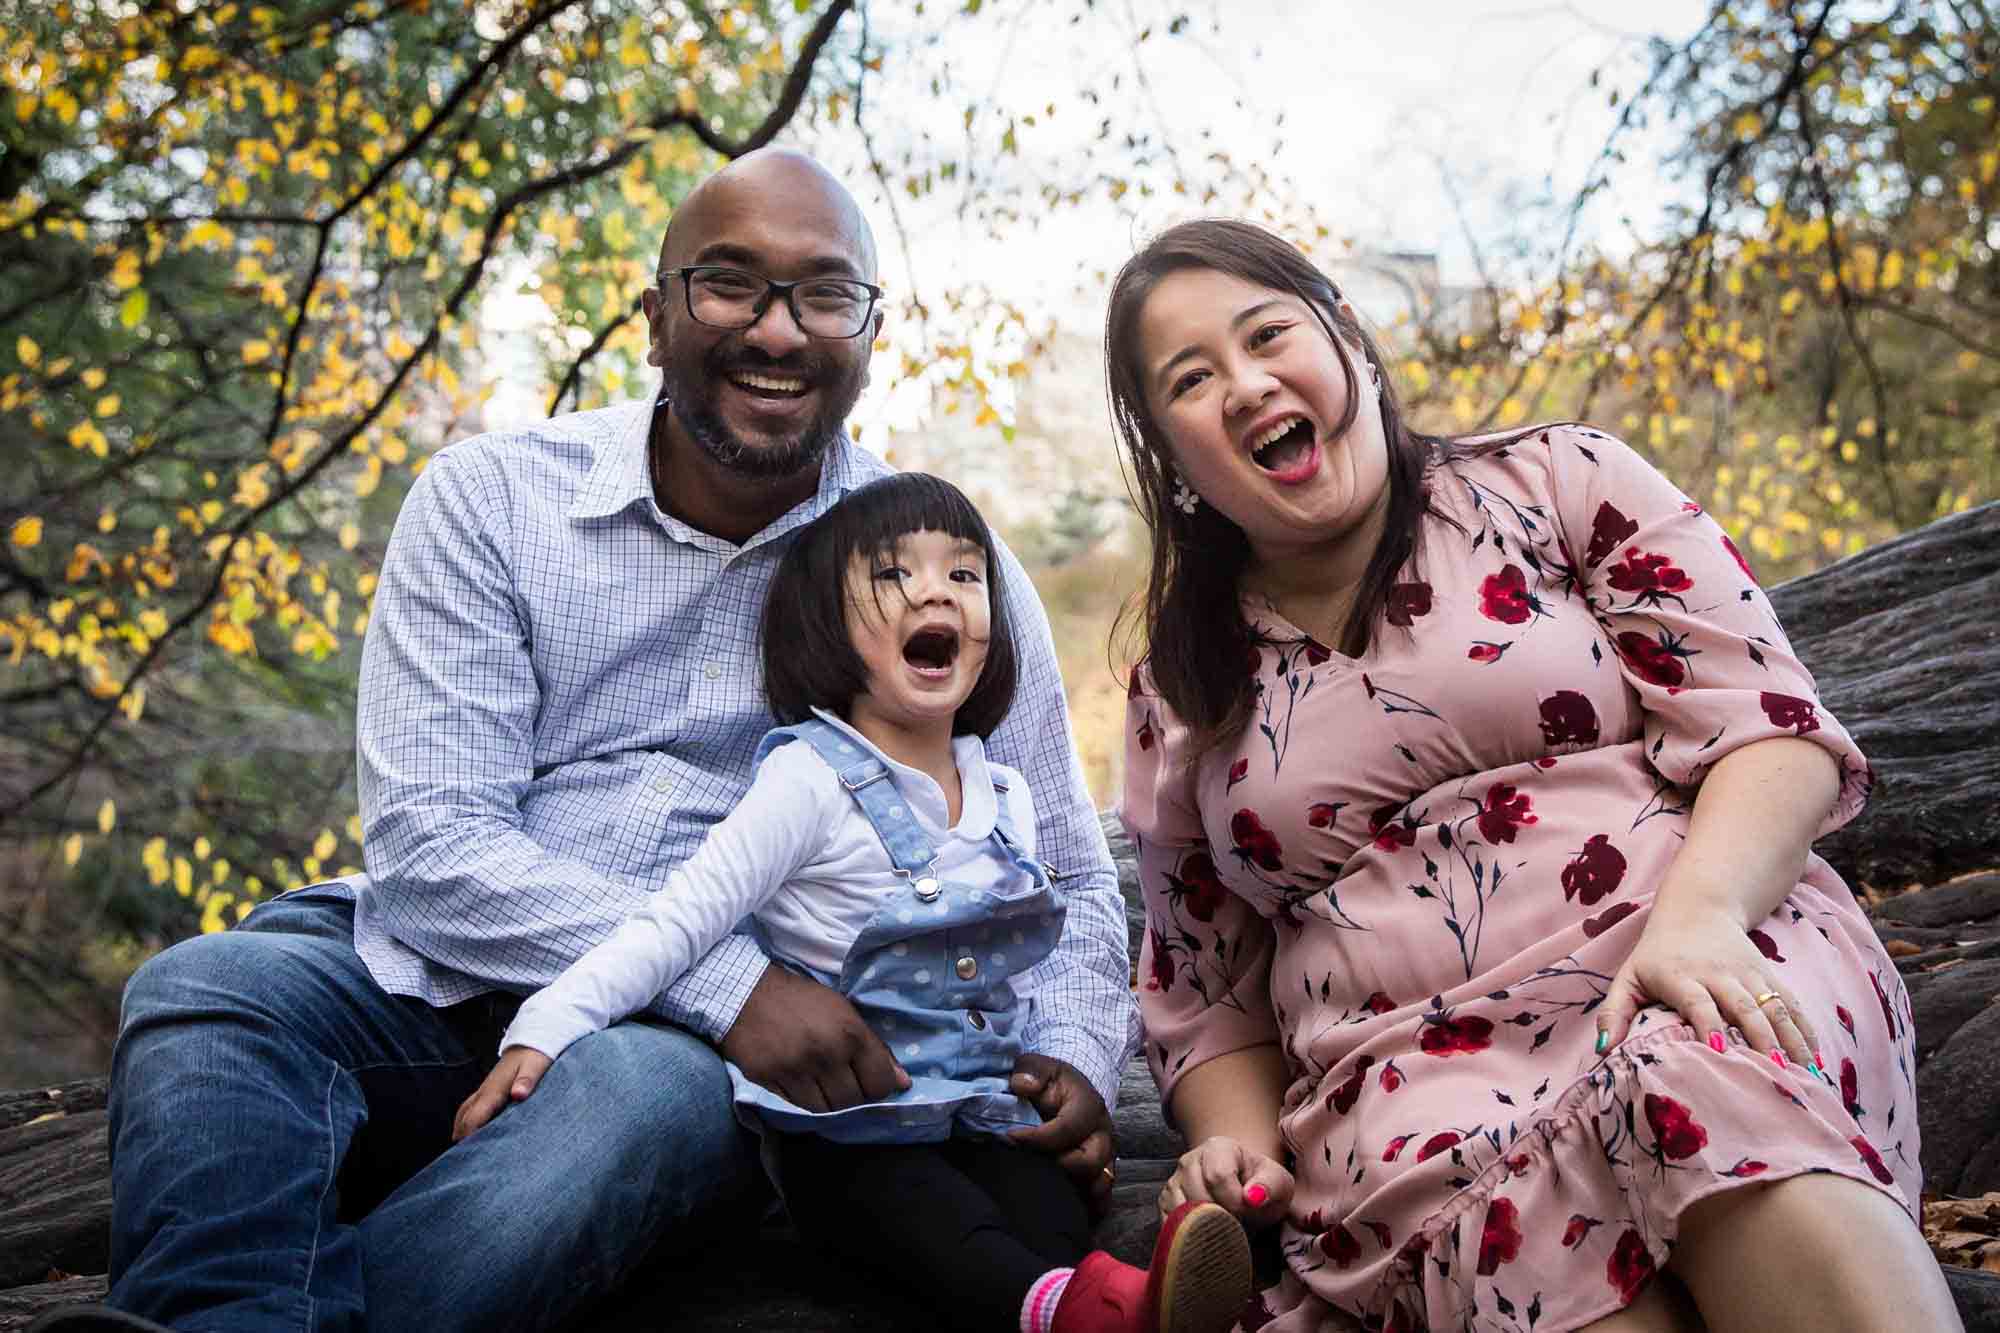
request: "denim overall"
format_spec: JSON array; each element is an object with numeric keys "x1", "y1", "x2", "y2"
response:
[{"x1": 725, "y1": 719, "x2": 1067, "y2": 1144}]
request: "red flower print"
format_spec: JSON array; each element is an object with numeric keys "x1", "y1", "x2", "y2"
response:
[
  {"x1": 1328, "y1": 1055, "x2": 1375, "y2": 1115},
  {"x1": 1415, "y1": 1131, "x2": 1462, "y2": 1163},
  {"x1": 1561, "y1": 834, "x2": 1627, "y2": 906},
  {"x1": 1420, "y1": 1015, "x2": 1494, "y2": 1058},
  {"x1": 1308, "y1": 801, "x2": 1342, "y2": 828},
  {"x1": 1170, "y1": 851, "x2": 1227, "y2": 923},
  {"x1": 1841, "y1": 1059, "x2": 1861, "y2": 1119},
  {"x1": 1583, "y1": 901, "x2": 1641, "y2": 939},
  {"x1": 1727, "y1": 1158, "x2": 1770, "y2": 1178},
  {"x1": 1383, "y1": 1133, "x2": 1415, "y2": 1162},
  {"x1": 1871, "y1": 971, "x2": 1896, "y2": 1038},
  {"x1": 1722, "y1": 532, "x2": 1756, "y2": 581},
  {"x1": 1477, "y1": 784, "x2": 1538, "y2": 845},
  {"x1": 1467, "y1": 640, "x2": 1511, "y2": 664},
  {"x1": 1851, "y1": 1134, "x2": 1895, "y2": 1186},
  {"x1": 1369, "y1": 804, "x2": 1418, "y2": 852},
  {"x1": 1363, "y1": 991, "x2": 1397, "y2": 1015},
  {"x1": 1538, "y1": 690, "x2": 1600, "y2": 749},
  {"x1": 1562, "y1": 1214, "x2": 1601, "y2": 1249},
  {"x1": 1478, "y1": 564, "x2": 1534, "y2": 624},
  {"x1": 1644, "y1": 1093, "x2": 1709, "y2": 1160},
  {"x1": 1145, "y1": 927, "x2": 1173, "y2": 993},
  {"x1": 1476, "y1": 1197, "x2": 1523, "y2": 1276},
  {"x1": 1386, "y1": 581, "x2": 1433, "y2": 626},
  {"x1": 1302, "y1": 638, "x2": 1333, "y2": 666},
  {"x1": 1615, "y1": 631, "x2": 1687, "y2": 687},
  {"x1": 1585, "y1": 501, "x2": 1641, "y2": 567},
  {"x1": 1228, "y1": 809, "x2": 1285, "y2": 873},
  {"x1": 1748, "y1": 928, "x2": 1784, "y2": 962},
  {"x1": 1837, "y1": 1004, "x2": 1856, "y2": 1039},
  {"x1": 1319, "y1": 1223, "x2": 1362, "y2": 1268},
  {"x1": 1226, "y1": 758, "x2": 1249, "y2": 790},
  {"x1": 1362, "y1": 1220, "x2": 1392, "y2": 1249},
  {"x1": 1759, "y1": 691, "x2": 1821, "y2": 735},
  {"x1": 1607, "y1": 1228, "x2": 1657, "y2": 1306},
  {"x1": 1607, "y1": 549, "x2": 1694, "y2": 596},
  {"x1": 1379, "y1": 1059, "x2": 1404, "y2": 1093}
]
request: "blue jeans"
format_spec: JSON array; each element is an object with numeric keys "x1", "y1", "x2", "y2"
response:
[{"x1": 106, "y1": 889, "x2": 764, "y2": 1332}]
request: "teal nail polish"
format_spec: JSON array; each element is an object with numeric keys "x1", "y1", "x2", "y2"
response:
[
  {"x1": 1807, "y1": 1061, "x2": 1823, "y2": 1079},
  {"x1": 1594, "y1": 1030, "x2": 1609, "y2": 1054}
]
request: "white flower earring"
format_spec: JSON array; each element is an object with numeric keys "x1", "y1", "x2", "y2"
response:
[{"x1": 1170, "y1": 474, "x2": 1201, "y2": 515}]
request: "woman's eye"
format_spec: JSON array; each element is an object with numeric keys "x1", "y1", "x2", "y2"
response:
[
  {"x1": 1249, "y1": 322, "x2": 1289, "y2": 348},
  {"x1": 873, "y1": 565, "x2": 908, "y2": 582},
  {"x1": 1168, "y1": 369, "x2": 1206, "y2": 400},
  {"x1": 950, "y1": 568, "x2": 983, "y2": 584}
]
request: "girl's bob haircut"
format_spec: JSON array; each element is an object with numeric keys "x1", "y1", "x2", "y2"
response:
[{"x1": 762, "y1": 471, "x2": 1019, "y2": 738}]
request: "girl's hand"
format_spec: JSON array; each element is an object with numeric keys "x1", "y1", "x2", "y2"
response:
[
  {"x1": 1596, "y1": 900, "x2": 1820, "y2": 1070},
  {"x1": 1158, "y1": 1134, "x2": 1294, "y2": 1229},
  {"x1": 452, "y1": 1045, "x2": 554, "y2": 1141}
]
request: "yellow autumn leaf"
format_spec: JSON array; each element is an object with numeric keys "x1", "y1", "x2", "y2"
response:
[
  {"x1": 16, "y1": 335, "x2": 40, "y2": 367},
  {"x1": 98, "y1": 799, "x2": 116, "y2": 834},
  {"x1": 10, "y1": 515, "x2": 42, "y2": 547},
  {"x1": 195, "y1": 836, "x2": 212, "y2": 859},
  {"x1": 242, "y1": 339, "x2": 272, "y2": 364},
  {"x1": 338, "y1": 522, "x2": 360, "y2": 550},
  {"x1": 119, "y1": 684, "x2": 146, "y2": 723},
  {"x1": 312, "y1": 828, "x2": 338, "y2": 861},
  {"x1": 81, "y1": 367, "x2": 106, "y2": 389},
  {"x1": 64, "y1": 834, "x2": 83, "y2": 867},
  {"x1": 120, "y1": 290, "x2": 148, "y2": 327},
  {"x1": 96, "y1": 394, "x2": 121, "y2": 417}
]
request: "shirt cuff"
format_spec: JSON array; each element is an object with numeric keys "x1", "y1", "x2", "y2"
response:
[
  {"x1": 500, "y1": 991, "x2": 598, "y2": 1062},
  {"x1": 648, "y1": 930, "x2": 771, "y2": 1044},
  {"x1": 1029, "y1": 1015, "x2": 1136, "y2": 1116}
]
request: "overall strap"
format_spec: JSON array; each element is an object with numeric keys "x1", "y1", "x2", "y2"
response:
[{"x1": 760, "y1": 719, "x2": 939, "y2": 878}]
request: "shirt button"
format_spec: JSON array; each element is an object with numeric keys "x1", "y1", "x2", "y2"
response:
[
  {"x1": 704, "y1": 663, "x2": 721, "y2": 680},
  {"x1": 955, "y1": 956, "x2": 978, "y2": 981},
  {"x1": 967, "y1": 1009, "x2": 986, "y2": 1030},
  {"x1": 651, "y1": 777, "x2": 672, "y2": 794}
]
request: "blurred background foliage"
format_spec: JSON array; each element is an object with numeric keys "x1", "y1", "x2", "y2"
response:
[{"x1": 1, "y1": 0, "x2": 1993, "y2": 1079}]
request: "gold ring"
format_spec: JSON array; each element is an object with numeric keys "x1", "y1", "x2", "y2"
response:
[{"x1": 1754, "y1": 991, "x2": 1783, "y2": 1007}]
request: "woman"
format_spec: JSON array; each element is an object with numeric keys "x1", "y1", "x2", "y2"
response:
[{"x1": 1105, "y1": 219, "x2": 1955, "y2": 1333}]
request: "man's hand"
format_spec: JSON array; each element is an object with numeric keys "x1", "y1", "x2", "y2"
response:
[
  {"x1": 453, "y1": 1045, "x2": 554, "y2": 1141},
  {"x1": 721, "y1": 964, "x2": 909, "y2": 1112},
  {"x1": 1007, "y1": 1053, "x2": 1116, "y2": 1210}
]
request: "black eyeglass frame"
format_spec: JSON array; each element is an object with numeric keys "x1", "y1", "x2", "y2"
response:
[{"x1": 658, "y1": 264, "x2": 885, "y2": 339}]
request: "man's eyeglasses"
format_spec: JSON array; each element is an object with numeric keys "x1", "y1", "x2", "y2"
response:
[{"x1": 660, "y1": 265, "x2": 883, "y2": 340}]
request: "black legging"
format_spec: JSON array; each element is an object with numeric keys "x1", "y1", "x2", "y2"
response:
[{"x1": 774, "y1": 1133, "x2": 1094, "y2": 1329}]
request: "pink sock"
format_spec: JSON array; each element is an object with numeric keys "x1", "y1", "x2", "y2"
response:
[{"x1": 1022, "y1": 1266, "x2": 1075, "y2": 1333}]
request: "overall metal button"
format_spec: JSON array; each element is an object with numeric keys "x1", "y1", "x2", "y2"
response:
[
  {"x1": 914, "y1": 877, "x2": 941, "y2": 902},
  {"x1": 954, "y1": 956, "x2": 978, "y2": 981},
  {"x1": 967, "y1": 1010, "x2": 987, "y2": 1030}
]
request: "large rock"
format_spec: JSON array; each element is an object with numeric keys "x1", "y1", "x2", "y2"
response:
[{"x1": 1767, "y1": 502, "x2": 2000, "y2": 892}]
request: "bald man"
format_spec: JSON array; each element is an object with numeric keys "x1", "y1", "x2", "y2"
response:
[{"x1": 76, "y1": 150, "x2": 1135, "y2": 1333}]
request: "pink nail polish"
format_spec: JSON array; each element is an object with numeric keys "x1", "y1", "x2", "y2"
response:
[
  {"x1": 1771, "y1": 1049, "x2": 1787, "y2": 1069},
  {"x1": 1707, "y1": 1031, "x2": 1725, "y2": 1054},
  {"x1": 1245, "y1": 1184, "x2": 1269, "y2": 1207}
]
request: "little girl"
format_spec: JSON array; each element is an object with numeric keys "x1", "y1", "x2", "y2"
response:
[{"x1": 452, "y1": 473, "x2": 1250, "y2": 1333}]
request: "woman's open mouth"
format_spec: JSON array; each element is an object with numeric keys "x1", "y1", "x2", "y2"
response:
[
  {"x1": 1248, "y1": 415, "x2": 1316, "y2": 474},
  {"x1": 901, "y1": 625, "x2": 961, "y2": 679}
]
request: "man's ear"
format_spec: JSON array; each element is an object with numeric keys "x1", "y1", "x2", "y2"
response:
[
  {"x1": 641, "y1": 286, "x2": 669, "y2": 368},
  {"x1": 859, "y1": 307, "x2": 885, "y2": 388}
]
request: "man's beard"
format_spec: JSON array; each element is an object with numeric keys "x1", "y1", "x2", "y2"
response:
[{"x1": 660, "y1": 339, "x2": 864, "y2": 481}]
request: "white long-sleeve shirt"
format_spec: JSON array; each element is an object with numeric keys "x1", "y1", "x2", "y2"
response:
[{"x1": 503, "y1": 711, "x2": 1043, "y2": 1062}]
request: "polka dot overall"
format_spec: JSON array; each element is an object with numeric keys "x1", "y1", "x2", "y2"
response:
[{"x1": 726, "y1": 719, "x2": 1069, "y2": 1144}]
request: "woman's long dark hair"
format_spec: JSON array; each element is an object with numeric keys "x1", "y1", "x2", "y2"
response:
[{"x1": 1105, "y1": 218, "x2": 1515, "y2": 758}]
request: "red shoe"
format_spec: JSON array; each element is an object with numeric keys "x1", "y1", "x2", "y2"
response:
[{"x1": 1050, "y1": 1201, "x2": 1252, "y2": 1333}]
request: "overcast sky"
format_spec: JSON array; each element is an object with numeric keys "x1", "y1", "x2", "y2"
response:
[{"x1": 484, "y1": 1, "x2": 1712, "y2": 433}]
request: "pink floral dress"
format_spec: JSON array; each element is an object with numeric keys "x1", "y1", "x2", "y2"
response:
[{"x1": 1122, "y1": 426, "x2": 1917, "y2": 1332}]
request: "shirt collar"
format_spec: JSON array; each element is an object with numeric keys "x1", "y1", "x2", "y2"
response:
[
  {"x1": 809, "y1": 707, "x2": 998, "y2": 840},
  {"x1": 568, "y1": 394, "x2": 879, "y2": 551}
]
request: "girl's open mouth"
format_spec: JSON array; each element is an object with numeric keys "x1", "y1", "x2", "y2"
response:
[{"x1": 901, "y1": 626, "x2": 960, "y2": 676}]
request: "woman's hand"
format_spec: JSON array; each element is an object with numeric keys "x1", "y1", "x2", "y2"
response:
[
  {"x1": 1158, "y1": 1134, "x2": 1294, "y2": 1229},
  {"x1": 452, "y1": 1045, "x2": 554, "y2": 1141},
  {"x1": 1595, "y1": 899, "x2": 1821, "y2": 1072}
]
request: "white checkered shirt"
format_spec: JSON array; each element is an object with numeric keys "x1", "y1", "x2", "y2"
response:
[{"x1": 347, "y1": 397, "x2": 1138, "y2": 1108}]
